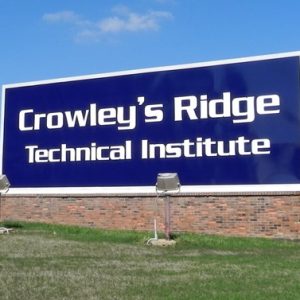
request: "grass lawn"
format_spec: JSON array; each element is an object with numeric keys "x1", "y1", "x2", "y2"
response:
[{"x1": 0, "y1": 221, "x2": 299, "y2": 300}]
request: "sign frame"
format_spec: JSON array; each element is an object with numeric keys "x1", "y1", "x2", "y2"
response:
[{"x1": 1, "y1": 51, "x2": 300, "y2": 195}]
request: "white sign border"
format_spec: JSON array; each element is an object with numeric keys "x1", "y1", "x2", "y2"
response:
[{"x1": 4, "y1": 184, "x2": 300, "y2": 196}]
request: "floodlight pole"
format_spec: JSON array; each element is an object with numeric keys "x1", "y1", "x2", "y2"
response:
[
  {"x1": 155, "y1": 173, "x2": 180, "y2": 241},
  {"x1": 0, "y1": 175, "x2": 11, "y2": 221},
  {"x1": 164, "y1": 194, "x2": 171, "y2": 240}
]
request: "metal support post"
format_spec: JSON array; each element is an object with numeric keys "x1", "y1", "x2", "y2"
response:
[{"x1": 164, "y1": 195, "x2": 171, "y2": 240}]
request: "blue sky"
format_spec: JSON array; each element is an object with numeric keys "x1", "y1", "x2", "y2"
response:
[{"x1": 1, "y1": 0, "x2": 300, "y2": 87}]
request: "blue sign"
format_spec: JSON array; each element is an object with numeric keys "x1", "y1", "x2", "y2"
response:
[{"x1": 1, "y1": 53, "x2": 300, "y2": 193}]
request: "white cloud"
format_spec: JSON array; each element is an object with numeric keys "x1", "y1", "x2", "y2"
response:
[
  {"x1": 43, "y1": 6, "x2": 173, "y2": 42},
  {"x1": 98, "y1": 11, "x2": 172, "y2": 33},
  {"x1": 42, "y1": 11, "x2": 81, "y2": 23},
  {"x1": 98, "y1": 17, "x2": 125, "y2": 33}
]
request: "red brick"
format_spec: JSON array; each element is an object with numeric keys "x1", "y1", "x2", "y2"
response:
[{"x1": 0, "y1": 194, "x2": 299, "y2": 239}]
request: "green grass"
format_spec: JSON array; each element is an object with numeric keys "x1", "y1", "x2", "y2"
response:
[{"x1": 0, "y1": 221, "x2": 299, "y2": 300}]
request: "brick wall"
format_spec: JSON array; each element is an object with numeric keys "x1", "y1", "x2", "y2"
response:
[{"x1": 0, "y1": 194, "x2": 299, "y2": 239}]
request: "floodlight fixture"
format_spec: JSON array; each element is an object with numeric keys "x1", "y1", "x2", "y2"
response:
[
  {"x1": 156, "y1": 173, "x2": 180, "y2": 195},
  {"x1": 0, "y1": 175, "x2": 10, "y2": 193}
]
